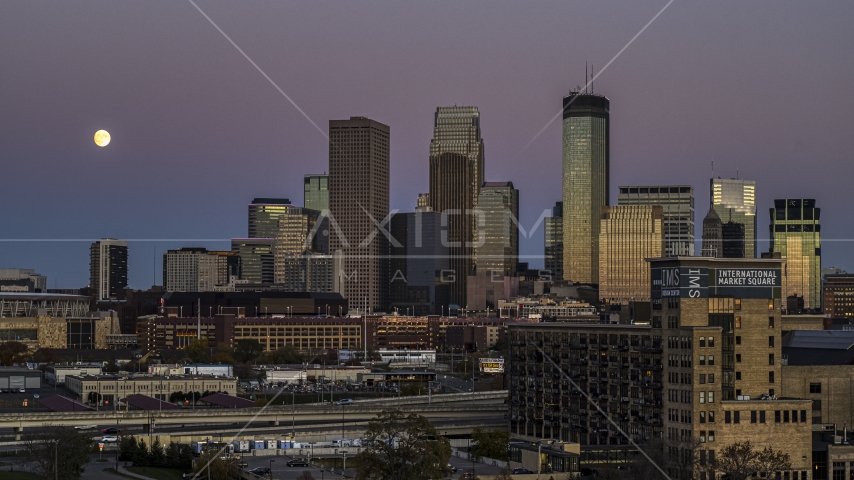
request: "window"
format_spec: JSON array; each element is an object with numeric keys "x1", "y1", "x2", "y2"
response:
[
  {"x1": 769, "y1": 354, "x2": 775, "y2": 365},
  {"x1": 734, "y1": 411, "x2": 740, "y2": 423},
  {"x1": 769, "y1": 388, "x2": 775, "y2": 396},
  {"x1": 760, "y1": 411, "x2": 766, "y2": 423},
  {"x1": 769, "y1": 336, "x2": 775, "y2": 347},
  {"x1": 769, "y1": 317, "x2": 775, "y2": 328},
  {"x1": 708, "y1": 431, "x2": 715, "y2": 442},
  {"x1": 700, "y1": 411, "x2": 706, "y2": 423},
  {"x1": 736, "y1": 336, "x2": 742, "y2": 345},
  {"x1": 810, "y1": 383, "x2": 822, "y2": 394},
  {"x1": 736, "y1": 371, "x2": 742, "y2": 380},
  {"x1": 708, "y1": 374, "x2": 715, "y2": 383},
  {"x1": 792, "y1": 410, "x2": 798, "y2": 423},
  {"x1": 775, "y1": 410, "x2": 781, "y2": 423},
  {"x1": 699, "y1": 355, "x2": 706, "y2": 365},
  {"x1": 700, "y1": 431, "x2": 706, "y2": 443},
  {"x1": 769, "y1": 299, "x2": 775, "y2": 310},
  {"x1": 769, "y1": 371, "x2": 775, "y2": 383},
  {"x1": 735, "y1": 298, "x2": 742, "y2": 310},
  {"x1": 736, "y1": 354, "x2": 742, "y2": 363},
  {"x1": 751, "y1": 411, "x2": 757, "y2": 423},
  {"x1": 784, "y1": 410, "x2": 790, "y2": 422},
  {"x1": 708, "y1": 355, "x2": 715, "y2": 366},
  {"x1": 709, "y1": 411, "x2": 715, "y2": 423},
  {"x1": 700, "y1": 337, "x2": 706, "y2": 347},
  {"x1": 708, "y1": 337, "x2": 715, "y2": 347},
  {"x1": 700, "y1": 392, "x2": 706, "y2": 404},
  {"x1": 735, "y1": 317, "x2": 742, "y2": 329},
  {"x1": 700, "y1": 374, "x2": 706, "y2": 384},
  {"x1": 708, "y1": 392, "x2": 715, "y2": 403},
  {"x1": 802, "y1": 410, "x2": 807, "y2": 422},
  {"x1": 725, "y1": 411, "x2": 731, "y2": 423}
]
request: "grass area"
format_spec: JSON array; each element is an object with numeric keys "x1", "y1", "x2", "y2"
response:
[
  {"x1": 1, "y1": 472, "x2": 40, "y2": 480},
  {"x1": 126, "y1": 466, "x2": 189, "y2": 480}
]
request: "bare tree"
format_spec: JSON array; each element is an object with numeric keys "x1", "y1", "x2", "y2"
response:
[
  {"x1": 755, "y1": 446, "x2": 792, "y2": 479},
  {"x1": 712, "y1": 441, "x2": 791, "y2": 480},
  {"x1": 22, "y1": 425, "x2": 93, "y2": 480}
]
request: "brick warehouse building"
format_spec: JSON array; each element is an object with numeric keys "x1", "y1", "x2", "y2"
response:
[{"x1": 508, "y1": 257, "x2": 812, "y2": 479}]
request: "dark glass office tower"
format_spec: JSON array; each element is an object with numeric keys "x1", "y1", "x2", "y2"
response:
[
  {"x1": 770, "y1": 199, "x2": 821, "y2": 310},
  {"x1": 89, "y1": 239, "x2": 128, "y2": 300},
  {"x1": 248, "y1": 198, "x2": 292, "y2": 239},
  {"x1": 545, "y1": 202, "x2": 563, "y2": 280},
  {"x1": 304, "y1": 174, "x2": 329, "y2": 213},
  {"x1": 476, "y1": 182, "x2": 519, "y2": 276},
  {"x1": 562, "y1": 92, "x2": 609, "y2": 284}
]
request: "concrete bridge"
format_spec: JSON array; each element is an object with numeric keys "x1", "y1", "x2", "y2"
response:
[{"x1": 0, "y1": 391, "x2": 507, "y2": 440}]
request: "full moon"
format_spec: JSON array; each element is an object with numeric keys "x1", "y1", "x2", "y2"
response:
[{"x1": 94, "y1": 130, "x2": 111, "y2": 147}]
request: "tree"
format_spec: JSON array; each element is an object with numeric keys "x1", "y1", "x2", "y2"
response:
[
  {"x1": 297, "y1": 471, "x2": 315, "y2": 480},
  {"x1": 119, "y1": 434, "x2": 139, "y2": 461},
  {"x1": 0, "y1": 341, "x2": 28, "y2": 366},
  {"x1": 22, "y1": 425, "x2": 93, "y2": 480},
  {"x1": 712, "y1": 441, "x2": 791, "y2": 480},
  {"x1": 470, "y1": 427, "x2": 510, "y2": 461},
  {"x1": 354, "y1": 410, "x2": 452, "y2": 480},
  {"x1": 192, "y1": 449, "x2": 238, "y2": 480},
  {"x1": 261, "y1": 345, "x2": 303, "y2": 364},
  {"x1": 234, "y1": 339, "x2": 264, "y2": 363},
  {"x1": 185, "y1": 338, "x2": 209, "y2": 363},
  {"x1": 149, "y1": 437, "x2": 166, "y2": 466},
  {"x1": 210, "y1": 342, "x2": 236, "y2": 364}
]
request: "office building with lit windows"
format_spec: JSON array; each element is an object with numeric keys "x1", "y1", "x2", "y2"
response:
[
  {"x1": 476, "y1": 182, "x2": 519, "y2": 276},
  {"x1": 162, "y1": 248, "x2": 239, "y2": 292},
  {"x1": 304, "y1": 174, "x2": 329, "y2": 213},
  {"x1": 598, "y1": 205, "x2": 664, "y2": 304},
  {"x1": 617, "y1": 186, "x2": 694, "y2": 257},
  {"x1": 508, "y1": 257, "x2": 812, "y2": 478},
  {"x1": 248, "y1": 198, "x2": 292, "y2": 239},
  {"x1": 769, "y1": 199, "x2": 821, "y2": 311},
  {"x1": 545, "y1": 202, "x2": 563, "y2": 280},
  {"x1": 562, "y1": 92, "x2": 609, "y2": 284},
  {"x1": 231, "y1": 238, "x2": 275, "y2": 285},
  {"x1": 711, "y1": 178, "x2": 757, "y2": 258},
  {"x1": 90, "y1": 239, "x2": 128, "y2": 301},
  {"x1": 824, "y1": 274, "x2": 854, "y2": 318}
]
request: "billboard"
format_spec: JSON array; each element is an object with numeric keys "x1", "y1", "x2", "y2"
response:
[
  {"x1": 479, "y1": 358, "x2": 504, "y2": 374},
  {"x1": 653, "y1": 266, "x2": 782, "y2": 299}
]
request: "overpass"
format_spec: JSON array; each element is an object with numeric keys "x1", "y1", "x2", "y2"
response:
[{"x1": 0, "y1": 391, "x2": 508, "y2": 440}]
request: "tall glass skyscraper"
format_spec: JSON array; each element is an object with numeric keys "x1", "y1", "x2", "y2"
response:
[
  {"x1": 770, "y1": 199, "x2": 821, "y2": 310},
  {"x1": 429, "y1": 106, "x2": 484, "y2": 216},
  {"x1": 304, "y1": 174, "x2": 329, "y2": 213},
  {"x1": 711, "y1": 178, "x2": 757, "y2": 258},
  {"x1": 562, "y1": 92, "x2": 609, "y2": 284},
  {"x1": 545, "y1": 201, "x2": 563, "y2": 280},
  {"x1": 617, "y1": 186, "x2": 694, "y2": 256},
  {"x1": 475, "y1": 182, "x2": 519, "y2": 276},
  {"x1": 248, "y1": 198, "x2": 292, "y2": 239}
]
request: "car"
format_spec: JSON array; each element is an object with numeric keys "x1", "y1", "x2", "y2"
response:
[
  {"x1": 336, "y1": 398, "x2": 355, "y2": 405},
  {"x1": 103, "y1": 427, "x2": 119, "y2": 434},
  {"x1": 512, "y1": 468, "x2": 534, "y2": 475},
  {"x1": 74, "y1": 425, "x2": 97, "y2": 431},
  {"x1": 250, "y1": 467, "x2": 271, "y2": 475},
  {"x1": 101, "y1": 436, "x2": 118, "y2": 443},
  {"x1": 238, "y1": 462, "x2": 249, "y2": 469},
  {"x1": 18, "y1": 388, "x2": 25, "y2": 393},
  {"x1": 447, "y1": 464, "x2": 458, "y2": 473},
  {"x1": 33, "y1": 393, "x2": 39, "y2": 399},
  {"x1": 460, "y1": 472, "x2": 476, "y2": 480},
  {"x1": 286, "y1": 459, "x2": 310, "y2": 467}
]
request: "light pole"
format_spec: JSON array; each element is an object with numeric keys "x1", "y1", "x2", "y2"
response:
[
  {"x1": 292, "y1": 388, "x2": 296, "y2": 437},
  {"x1": 269, "y1": 459, "x2": 275, "y2": 480}
]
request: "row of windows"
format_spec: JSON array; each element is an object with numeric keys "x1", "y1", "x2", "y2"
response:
[{"x1": 722, "y1": 409, "x2": 807, "y2": 424}]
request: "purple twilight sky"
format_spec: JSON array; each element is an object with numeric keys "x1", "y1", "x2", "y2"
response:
[{"x1": 1, "y1": 1, "x2": 853, "y2": 289}]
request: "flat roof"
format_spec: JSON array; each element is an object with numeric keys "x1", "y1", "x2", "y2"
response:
[
  {"x1": 199, "y1": 393, "x2": 255, "y2": 409},
  {"x1": 121, "y1": 394, "x2": 182, "y2": 411},
  {"x1": 646, "y1": 257, "x2": 785, "y2": 264},
  {"x1": 0, "y1": 292, "x2": 90, "y2": 301}
]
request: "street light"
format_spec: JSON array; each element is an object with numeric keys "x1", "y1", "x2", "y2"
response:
[{"x1": 269, "y1": 459, "x2": 275, "y2": 480}]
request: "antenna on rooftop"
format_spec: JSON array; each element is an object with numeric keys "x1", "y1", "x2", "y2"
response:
[{"x1": 591, "y1": 63, "x2": 594, "y2": 94}]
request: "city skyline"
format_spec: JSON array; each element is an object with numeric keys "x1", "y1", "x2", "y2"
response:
[{"x1": 1, "y1": 2, "x2": 852, "y2": 288}]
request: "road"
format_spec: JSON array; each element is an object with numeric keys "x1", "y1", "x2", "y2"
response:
[{"x1": 437, "y1": 374, "x2": 474, "y2": 393}]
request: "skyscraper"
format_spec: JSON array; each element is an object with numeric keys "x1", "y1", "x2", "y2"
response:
[
  {"x1": 272, "y1": 206, "x2": 327, "y2": 286},
  {"x1": 231, "y1": 238, "x2": 275, "y2": 284},
  {"x1": 162, "y1": 248, "x2": 239, "y2": 292},
  {"x1": 304, "y1": 174, "x2": 329, "y2": 213},
  {"x1": 721, "y1": 221, "x2": 746, "y2": 258},
  {"x1": 545, "y1": 202, "x2": 563, "y2": 280},
  {"x1": 617, "y1": 185, "x2": 694, "y2": 256},
  {"x1": 562, "y1": 91, "x2": 609, "y2": 284},
  {"x1": 388, "y1": 210, "x2": 450, "y2": 315},
  {"x1": 598, "y1": 205, "x2": 664, "y2": 304},
  {"x1": 328, "y1": 117, "x2": 390, "y2": 312},
  {"x1": 770, "y1": 199, "x2": 821, "y2": 310},
  {"x1": 475, "y1": 182, "x2": 519, "y2": 276},
  {"x1": 430, "y1": 152, "x2": 474, "y2": 307},
  {"x1": 701, "y1": 207, "x2": 723, "y2": 258},
  {"x1": 711, "y1": 178, "x2": 757, "y2": 258},
  {"x1": 248, "y1": 198, "x2": 292, "y2": 239},
  {"x1": 90, "y1": 239, "x2": 128, "y2": 300},
  {"x1": 429, "y1": 106, "x2": 485, "y2": 218}
]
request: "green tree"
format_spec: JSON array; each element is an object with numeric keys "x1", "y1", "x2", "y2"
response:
[
  {"x1": 185, "y1": 338, "x2": 209, "y2": 363},
  {"x1": 0, "y1": 341, "x2": 28, "y2": 366},
  {"x1": 210, "y1": 342, "x2": 236, "y2": 364},
  {"x1": 470, "y1": 427, "x2": 509, "y2": 461},
  {"x1": 132, "y1": 438, "x2": 149, "y2": 466},
  {"x1": 22, "y1": 425, "x2": 93, "y2": 480},
  {"x1": 149, "y1": 437, "x2": 166, "y2": 466},
  {"x1": 354, "y1": 410, "x2": 452, "y2": 480},
  {"x1": 234, "y1": 339, "x2": 264, "y2": 363},
  {"x1": 262, "y1": 345, "x2": 303, "y2": 364},
  {"x1": 119, "y1": 434, "x2": 139, "y2": 462}
]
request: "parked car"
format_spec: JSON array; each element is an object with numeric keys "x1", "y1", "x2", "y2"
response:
[
  {"x1": 250, "y1": 467, "x2": 271, "y2": 476},
  {"x1": 512, "y1": 468, "x2": 534, "y2": 474},
  {"x1": 101, "y1": 436, "x2": 118, "y2": 443},
  {"x1": 336, "y1": 398, "x2": 355, "y2": 405},
  {"x1": 287, "y1": 459, "x2": 310, "y2": 467}
]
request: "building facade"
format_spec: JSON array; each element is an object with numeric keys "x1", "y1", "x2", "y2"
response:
[
  {"x1": 711, "y1": 178, "x2": 757, "y2": 258},
  {"x1": 388, "y1": 210, "x2": 450, "y2": 315},
  {"x1": 65, "y1": 374, "x2": 237, "y2": 405},
  {"x1": 272, "y1": 205, "x2": 328, "y2": 288},
  {"x1": 90, "y1": 239, "x2": 128, "y2": 301},
  {"x1": 231, "y1": 238, "x2": 275, "y2": 285},
  {"x1": 328, "y1": 117, "x2": 390, "y2": 312},
  {"x1": 0, "y1": 268, "x2": 47, "y2": 292},
  {"x1": 545, "y1": 202, "x2": 564, "y2": 281},
  {"x1": 598, "y1": 205, "x2": 664, "y2": 304},
  {"x1": 721, "y1": 222, "x2": 746, "y2": 258},
  {"x1": 248, "y1": 198, "x2": 292, "y2": 239},
  {"x1": 304, "y1": 174, "x2": 329, "y2": 213},
  {"x1": 701, "y1": 208, "x2": 723, "y2": 258},
  {"x1": 476, "y1": 182, "x2": 519, "y2": 276},
  {"x1": 824, "y1": 275, "x2": 854, "y2": 318},
  {"x1": 162, "y1": 248, "x2": 240, "y2": 292},
  {"x1": 617, "y1": 186, "x2": 694, "y2": 257},
  {"x1": 770, "y1": 199, "x2": 821, "y2": 311},
  {"x1": 562, "y1": 92, "x2": 609, "y2": 284}
]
